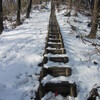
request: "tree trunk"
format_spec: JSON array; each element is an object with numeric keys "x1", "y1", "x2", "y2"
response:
[
  {"x1": 26, "y1": 0, "x2": 32, "y2": 18},
  {"x1": 0, "y1": 0, "x2": 4, "y2": 34},
  {"x1": 87, "y1": 0, "x2": 100, "y2": 39},
  {"x1": 40, "y1": 0, "x2": 42, "y2": 4},
  {"x1": 65, "y1": 0, "x2": 72, "y2": 16},
  {"x1": 16, "y1": 0, "x2": 21, "y2": 26},
  {"x1": 69, "y1": 0, "x2": 72, "y2": 10},
  {"x1": 45, "y1": 0, "x2": 48, "y2": 6},
  {"x1": 74, "y1": 0, "x2": 80, "y2": 16}
]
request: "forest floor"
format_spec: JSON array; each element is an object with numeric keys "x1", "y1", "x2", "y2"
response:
[{"x1": 0, "y1": 2, "x2": 100, "y2": 100}]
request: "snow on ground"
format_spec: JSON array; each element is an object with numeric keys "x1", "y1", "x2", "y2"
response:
[
  {"x1": 41, "y1": 92, "x2": 74, "y2": 100},
  {"x1": 0, "y1": 3, "x2": 50, "y2": 100},
  {"x1": 1, "y1": 2, "x2": 100, "y2": 100},
  {"x1": 56, "y1": 9, "x2": 100, "y2": 100}
]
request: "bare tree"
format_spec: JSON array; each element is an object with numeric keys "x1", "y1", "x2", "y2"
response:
[
  {"x1": 26, "y1": 0, "x2": 32, "y2": 18},
  {"x1": 87, "y1": 0, "x2": 100, "y2": 39},
  {"x1": 69, "y1": 0, "x2": 72, "y2": 10},
  {"x1": 16, "y1": 0, "x2": 21, "y2": 25},
  {"x1": 39, "y1": 0, "x2": 42, "y2": 4},
  {"x1": 73, "y1": 0, "x2": 81, "y2": 16},
  {"x1": 45, "y1": 0, "x2": 48, "y2": 6},
  {"x1": 0, "y1": 0, "x2": 4, "y2": 34},
  {"x1": 68, "y1": 0, "x2": 72, "y2": 15}
]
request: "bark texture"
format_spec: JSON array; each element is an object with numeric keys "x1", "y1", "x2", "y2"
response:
[
  {"x1": 26, "y1": 0, "x2": 32, "y2": 18},
  {"x1": 0, "y1": 0, "x2": 4, "y2": 34},
  {"x1": 87, "y1": 0, "x2": 100, "y2": 39},
  {"x1": 16, "y1": 0, "x2": 21, "y2": 25}
]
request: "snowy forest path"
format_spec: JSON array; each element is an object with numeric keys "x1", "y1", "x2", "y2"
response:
[{"x1": 35, "y1": 1, "x2": 77, "y2": 100}]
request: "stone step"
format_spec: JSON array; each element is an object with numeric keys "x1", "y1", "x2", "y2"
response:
[
  {"x1": 46, "y1": 48, "x2": 66, "y2": 54},
  {"x1": 44, "y1": 56, "x2": 69, "y2": 63},
  {"x1": 49, "y1": 35, "x2": 60, "y2": 38},
  {"x1": 49, "y1": 25, "x2": 57, "y2": 27},
  {"x1": 49, "y1": 26, "x2": 58, "y2": 29},
  {"x1": 49, "y1": 28, "x2": 59, "y2": 31},
  {"x1": 38, "y1": 55, "x2": 69, "y2": 66},
  {"x1": 40, "y1": 67, "x2": 72, "y2": 79},
  {"x1": 48, "y1": 37, "x2": 60, "y2": 40},
  {"x1": 48, "y1": 39, "x2": 61, "y2": 43},
  {"x1": 49, "y1": 30, "x2": 59, "y2": 34},
  {"x1": 37, "y1": 82, "x2": 77, "y2": 99},
  {"x1": 49, "y1": 56, "x2": 69, "y2": 63},
  {"x1": 49, "y1": 32, "x2": 60, "y2": 35},
  {"x1": 47, "y1": 43, "x2": 63, "y2": 48}
]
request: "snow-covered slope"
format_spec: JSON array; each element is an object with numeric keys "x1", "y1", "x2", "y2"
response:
[
  {"x1": 1, "y1": 2, "x2": 100, "y2": 100},
  {"x1": 0, "y1": 4, "x2": 50, "y2": 100},
  {"x1": 56, "y1": 9, "x2": 100, "y2": 100}
]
